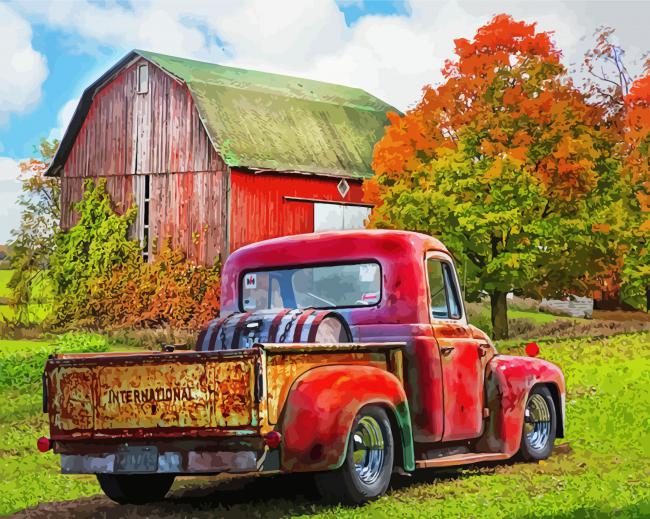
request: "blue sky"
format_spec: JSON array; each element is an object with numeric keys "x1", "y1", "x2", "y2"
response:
[
  {"x1": 0, "y1": 0, "x2": 648, "y2": 242},
  {"x1": 0, "y1": 1, "x2": 409, "y2": 158}
]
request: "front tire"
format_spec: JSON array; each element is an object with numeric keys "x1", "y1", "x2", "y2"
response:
[
  {"x1": 97, "y1": 474, "x2": 175, "y2": 504},
  {"x1": 314, "y1": 405, "x2": 394, "y2": 504},
  {"x1": 519, "y1": 385, "x2": 557, "y2": 461}
]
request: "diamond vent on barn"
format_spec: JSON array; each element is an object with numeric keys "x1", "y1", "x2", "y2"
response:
[{"x1": 337, "y1": 179, "x2": 350, "y2": 198}]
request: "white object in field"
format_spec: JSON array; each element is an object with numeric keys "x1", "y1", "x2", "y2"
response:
[{"x1": 540, "y1": 295, "x2": 593, "y2": 318}]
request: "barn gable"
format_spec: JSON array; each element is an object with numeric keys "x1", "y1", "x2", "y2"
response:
[{"x1": 56, "y1": 57, "x2": 228, "y2": 264}]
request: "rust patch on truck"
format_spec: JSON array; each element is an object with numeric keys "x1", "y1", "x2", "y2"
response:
[
  {"x1": 211, "y1": 360, "x2": 255, "y2": 427},
  {"x1": 265, "y1": 351, "x2": 388, "y2": 424},
  {"x1": 49, "y1": 367, "x2": 94, "y2": 436},
  {"x1": 46, "y1": 352, "x2": 257, "y2": 438},
  {"x1": 95, "y1": 363, "x2": 212, "y2": 430}
]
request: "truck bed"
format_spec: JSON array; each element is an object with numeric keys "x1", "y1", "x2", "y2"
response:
[{"x1": 44, "y1": 342, "x2": 404, "y2": 442}]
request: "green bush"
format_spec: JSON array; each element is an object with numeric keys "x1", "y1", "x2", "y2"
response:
[
  {"x1": 48, "y1": 179, "x2": 221, "y2": 331},
  {"x1": 0, "y1": 332, "x2": 109, "y2": 390}
]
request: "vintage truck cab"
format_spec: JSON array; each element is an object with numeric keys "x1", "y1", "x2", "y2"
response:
[{"x1": 40, "y1": 230, "x2": 565, "y2": 504}]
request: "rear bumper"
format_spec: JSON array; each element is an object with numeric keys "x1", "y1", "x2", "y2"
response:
[{"x1": 61, "y1": 450, "x2": 259, "y2": 475}]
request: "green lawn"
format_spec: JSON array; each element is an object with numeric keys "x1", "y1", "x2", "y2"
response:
[
  {"x1": 0, "y1": 269, "x2": 53, "y2": 324},
  {"x1": 0, "y1": 332, "x2": 648, "y2": 517},
  {"x1": 0, "y1": 304, "x2": 52, "y2": 323},
  {"x1": 508, "y1": 309, "x2": 570, "y2": 324}
]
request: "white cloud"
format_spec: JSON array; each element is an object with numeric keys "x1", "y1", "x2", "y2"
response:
[
  {"x1": 0, "y1": 157, "x2": 24, "y2": 243},
  {"x1": 0, "y1": 4, "x2": 48, "y2": 125},
  {"x1": 305, "y1": 3, "x2": 485, "y2": 110},
  {"x1": 12, "y1": 0, "x2": 650, "y2": 113},
  {"x1": 15, "y1": 0, "x2": 226, "y2": 62},
  {"x1": 48, "y1": 98, "x2": 79, "y2": 142}
]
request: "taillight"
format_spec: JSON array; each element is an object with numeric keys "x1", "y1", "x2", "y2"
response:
[
  {"x1": 525, "y1": 342, "x2": 540, "y2": 357},
  {"x1": 37, "y1": 436, "x2": 52, "y2": 452},
  {"x1": 263, "y1": 431, "x2": 282, "y2": 449}
]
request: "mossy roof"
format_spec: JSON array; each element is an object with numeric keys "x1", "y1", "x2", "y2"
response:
[{"x1": 48, "y1": 50, "x2": 397, "y2": 179}]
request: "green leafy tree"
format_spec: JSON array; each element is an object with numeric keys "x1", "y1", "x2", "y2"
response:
[
  {"x1": 579, "y1": 28, "x2": 650, "y2": 310},
  {"x1": 366, "y1": 15, "x2": 619, "y2": 338},
  {"x1": 620, "y1": 63, "x2": 650, "y2": 310},
  {"x1": 9, "y1": 139, "x2": 60, "y2": 323}
]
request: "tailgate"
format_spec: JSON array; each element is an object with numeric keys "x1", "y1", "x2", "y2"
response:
[{"x1": 45, "y1": 349, "x2": 261, "y2": 440}]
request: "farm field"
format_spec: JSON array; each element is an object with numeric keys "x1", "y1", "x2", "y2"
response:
[
  {"x1": 0, "y1": 271, "x2": 13, "y2": 299},
  {"x1": 1, "y1": 332, "x2": 648, "y2": 518},
  {"x1": 0, "y1": 271, "x2": 52, "y2": 324}
]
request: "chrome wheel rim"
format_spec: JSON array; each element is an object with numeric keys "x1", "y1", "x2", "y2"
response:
[
  {"x1": 524, "y1": 393, "x2": 551, "y2": 451},
  {"x1": 352, "y1": 416, "x2": 385, "y2": 484}
]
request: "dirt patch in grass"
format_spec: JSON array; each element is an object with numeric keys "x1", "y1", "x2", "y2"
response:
[
  {"x1": 529, "y1": 317, "x2": 650, "y2": 339},
  {"x1": 592, "y1": 310, "x2": 650, "y2": 322}
]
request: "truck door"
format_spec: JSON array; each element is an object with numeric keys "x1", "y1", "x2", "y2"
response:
[{"x1": 425, "y1": 253, "x2": 486, "y2": 442}]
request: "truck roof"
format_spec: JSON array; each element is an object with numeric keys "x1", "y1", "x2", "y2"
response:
[
  {"x1": 228, "y1": 229, "x2": 449, "y2": 267},
  {"x1": 220, "y1": 230, "x2": 451, "y2": 324}
]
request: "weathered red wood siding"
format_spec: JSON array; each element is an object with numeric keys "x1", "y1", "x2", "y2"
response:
[
  {"x1": 60, "y1": 57, "x2": 226, "y2": 264},
  {"x1": 229, "y1": 169, "x2": 365, "y2": 252}
]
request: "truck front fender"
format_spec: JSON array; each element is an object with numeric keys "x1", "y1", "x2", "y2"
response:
[
  {"x1": 477, "y1": 354, "x2": 566, "y2": 456},
  {"x1": 278, "y1": 365, "x2": 415, "y2": 473}
]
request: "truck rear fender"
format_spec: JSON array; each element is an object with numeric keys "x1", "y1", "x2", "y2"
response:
[
  {"x1": 477, "y1": 355, "x2": 566, "y2": 456},
  {"x1": 278, "y1": 365, "x2": 415, "y2": 473}
]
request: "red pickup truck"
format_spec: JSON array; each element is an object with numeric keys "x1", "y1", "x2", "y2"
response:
[{"x1": 40, "y1": 230, "x2": 565, "y2": 504}]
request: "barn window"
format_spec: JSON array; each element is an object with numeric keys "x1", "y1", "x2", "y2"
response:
[
  {"x1": 313, "y1": 203, "x2": 371, "y2": 232},
  {"x1": 137, "y1": 64, "x2": 149, "y2": 94}
]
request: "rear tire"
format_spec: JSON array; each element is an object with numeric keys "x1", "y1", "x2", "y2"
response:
[
  {"x1": 314, "y1": 405, "x2": 394, "y2": 504},
  {"x1": 97, "y1": 474, "x2": 175, "y2": 504},
  {"x1": 519, "y1": 385, "x2": 557, "y2": 461}
]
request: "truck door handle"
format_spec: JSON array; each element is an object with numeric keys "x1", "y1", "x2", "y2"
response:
[{"x1": 440, "y1": 346, "x2": 454, "y2": 356}]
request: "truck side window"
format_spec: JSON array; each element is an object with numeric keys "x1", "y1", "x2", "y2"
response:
[
  {"x1": 442, "y1": 263, "x2": 462, "y2": 319},
  {"x1": 426, "y1": 259, "x2": 462, "y2": 320}
]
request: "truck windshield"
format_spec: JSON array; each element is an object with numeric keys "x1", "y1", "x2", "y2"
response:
[{"x1": 241, "y1": 262, "x2": 381, "y2": 311}]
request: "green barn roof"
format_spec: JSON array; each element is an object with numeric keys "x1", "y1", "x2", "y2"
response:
[{"x1": 48, "y1": 50, "x2": 397, "y2": 179}]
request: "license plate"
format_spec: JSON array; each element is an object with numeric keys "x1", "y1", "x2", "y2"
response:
[{"x1": 115, "y1": 446, "x2": 158, "y2": 473}]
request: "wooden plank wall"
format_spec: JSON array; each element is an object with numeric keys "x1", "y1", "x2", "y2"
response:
[
  {"x1": 229, "y1": 169, "x2": 365, "y2": 252},
  {"x1": 60, "y1": 58, "x2": 226, "y2": 264}
]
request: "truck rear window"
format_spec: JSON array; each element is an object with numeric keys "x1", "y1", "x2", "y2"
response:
[{"x1": 241, "y1": 262, "x2": 381, "y2": 311}]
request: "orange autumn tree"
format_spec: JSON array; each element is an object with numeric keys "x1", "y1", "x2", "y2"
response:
[
  {"x1": 621, "y1": 63, "x2": 650, "y2": 310},
  {"x1": 366, "y1": 15, "x2": 618, "y2": 339}
]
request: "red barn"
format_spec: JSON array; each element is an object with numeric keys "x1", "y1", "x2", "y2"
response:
[{"x1": 47, "y1": 50, "x2": 396, "y2": 264}]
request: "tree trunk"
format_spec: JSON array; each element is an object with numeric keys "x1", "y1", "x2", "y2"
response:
[
  {"x1": 490, "y1": 290, "x2": 509, "y2": 340},
  {"x1": 646, "y1": 287, "x2": 650, "y2": 313}
]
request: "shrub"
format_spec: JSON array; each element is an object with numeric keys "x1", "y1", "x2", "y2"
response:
[
  {"x1": 0, "y1": 332, "x2": 109, "y2": 390},
  {"x1": 49, "y1": 179, "x2": 141, "y2": 326},
  {"x1": 87, "y1": 244, "x2": 221, "y2": 330},
  {"x1": 48, "y1": 180, "x2": 221, "y2": 331}
]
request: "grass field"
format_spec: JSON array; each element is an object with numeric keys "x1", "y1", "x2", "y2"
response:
[
  {"x1": 508, "y1": 309, "x2": 567, "y2": 324},
  {"x1": 1, "y1": 332, "x2": 648, "y2": 517},
  {"x1": 0, "y1": 271, "x2": 13, "y2": 299},
  {"x1": 0, "y1": 270, "x2": 53, "y2": 324}
]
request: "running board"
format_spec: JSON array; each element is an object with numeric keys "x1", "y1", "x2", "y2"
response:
[{"x1": 415, "y1": 452, "x2": 510, "y2": 469}]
